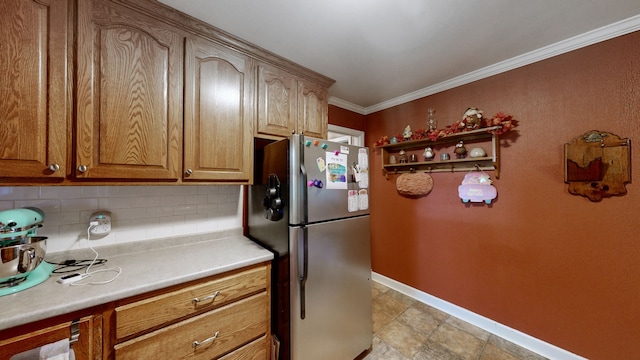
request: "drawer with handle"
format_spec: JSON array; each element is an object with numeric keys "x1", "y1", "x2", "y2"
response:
[
  {"x1": 218, "y1": 335, "x2": 268, "y2": 360},
  {"x1": 115, "y1": 264, "x2": 268, "y2": 340},
  {"x1": 114, "y1": 292, "x2": 268, "y2": 360}
]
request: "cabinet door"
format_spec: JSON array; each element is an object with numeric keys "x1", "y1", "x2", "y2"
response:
[
  {"x1": 0, "y1": 0, "x2": 68, "y2": 179},
  {"x1": 75, "y1": 0, "x2": 183, "y2": 180},
  {"x1": 0, "y1": 315, "x2": 101, "y2": 360},
  {"x1": 183, "y1": 37, "x2": 253, "y2": 181},
  {"x1": 256, "y1": 64, "x2": 298, "y2": 138},
  {"x1": 297, "y1": 80, "x2": 328, "y2": 139}
]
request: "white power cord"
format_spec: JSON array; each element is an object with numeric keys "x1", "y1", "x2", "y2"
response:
[{"x1": 68, "y1": 222, "x2": 122, "y2": 286}]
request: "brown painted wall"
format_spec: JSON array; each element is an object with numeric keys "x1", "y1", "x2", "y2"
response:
[
  {"x1": 329, "y1": 105, "x2": 367, "y2": 131},
  {"x1": 333, "y1": 30, "x2": 640, "y2": 359}
]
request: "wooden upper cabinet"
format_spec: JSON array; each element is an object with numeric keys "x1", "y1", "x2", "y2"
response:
[
  {"x1": 74, "y1": 0, "x2": 183, "y2": 180},
  {"x1": 256, "y1": 64, "x2": 298, "y2": 138},
  {"x1": 183, "y1": 37, "x2": 253, "y2": 182},
  {"x1": 0, "y1": 0, "x2": 332, "y2": 184},
  {"x1": 297, "y1": 80, "x2": 328, "y2": 139},
  {"x1": 0, "y1": 0, "x2": 69, "y2": 179},
  {"x1": 256, "y1": 63, "x2": 329, "y2": 139}
]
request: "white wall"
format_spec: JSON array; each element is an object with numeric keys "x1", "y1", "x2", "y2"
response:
[{"x1": 0, "y1": 185, "x2": 242, "y2": 253}]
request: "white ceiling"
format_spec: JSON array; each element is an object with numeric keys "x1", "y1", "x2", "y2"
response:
[{"x1": 159, "y1": 0, "x2": 640, "y2": 114}]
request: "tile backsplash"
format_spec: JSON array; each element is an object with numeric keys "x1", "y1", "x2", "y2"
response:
[{"x1": 0, "y1": 185, "x2": 242, "y2": 253}]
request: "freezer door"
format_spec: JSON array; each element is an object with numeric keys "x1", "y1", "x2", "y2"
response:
[
  {"x1": 247, "y1": 138, "x2": 290, "y2": 255},
  {"x1": 290, "y1": 215, "x2": 372, "y2": 360},
  {"x1": 291, "y1": 135, "x2": 370, "y2": 224}
]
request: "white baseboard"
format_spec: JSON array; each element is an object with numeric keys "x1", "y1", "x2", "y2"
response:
[{"x1": 372, "y1": 272, "x2": 588, "y2": 360}]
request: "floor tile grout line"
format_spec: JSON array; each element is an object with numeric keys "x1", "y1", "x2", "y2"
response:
[
  {"x1": 371, "y1": 283, "x2": 548, "y2": 360},
  {"x1": 476, "y1": 337, "x2": 489, "y2": 360},
  {"x1": 427, "y1": 313, "x2": 449, "y2": 340}
]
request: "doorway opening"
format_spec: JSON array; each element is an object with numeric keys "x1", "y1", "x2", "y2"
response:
[{"x1": 328, "y1": 124, "x2": 364, "y2": 146}]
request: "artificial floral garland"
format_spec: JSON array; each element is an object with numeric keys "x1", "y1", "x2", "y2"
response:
[{"x1": 373, "y1": 108, "x2": 518, "y2": 147}]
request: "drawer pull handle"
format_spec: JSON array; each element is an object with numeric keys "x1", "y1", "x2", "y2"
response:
[
  {"x1": 191, "y1": 291, "x2": 220, "y2": 305},
  {"x1": 192, "y1": 331, "x2": 219, "y2": 349}
]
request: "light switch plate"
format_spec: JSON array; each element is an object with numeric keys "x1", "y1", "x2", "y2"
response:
[{"x1": 89, "y1": 211, "x2": 111, "y2": 235}]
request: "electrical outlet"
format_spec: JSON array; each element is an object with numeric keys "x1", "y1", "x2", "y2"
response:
[{"x1": 89, "y1": 211, "x2": 111, "y2": 235}]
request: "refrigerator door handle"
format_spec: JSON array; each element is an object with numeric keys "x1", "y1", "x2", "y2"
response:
[
  {"x1": 298, "y1": 135, "x2": 309, "y2": 224},
  {"x1": 297, "y1": 226, "x2": 308, "y2": 319},
  {"x1": 300, "y1": 162, "x2": 309, "y2": 224}
]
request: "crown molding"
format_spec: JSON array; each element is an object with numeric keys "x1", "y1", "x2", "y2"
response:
[
  {"x1": 328, "y1": 96, "x2": 367, "y2": 115},
  {"x1": 330, "y1": 14, "x2": 640, "y2": 116}
]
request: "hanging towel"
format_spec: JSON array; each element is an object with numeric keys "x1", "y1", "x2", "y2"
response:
[
  {"x1": 39, "y1": 339, "x2": 71, "y2": 360},
  {"x1": 10, "y1": 338, "x2": 74, "y2": 360},
  {"x1": 9, "y1": 347, "x2": 39, "y2": 360}
]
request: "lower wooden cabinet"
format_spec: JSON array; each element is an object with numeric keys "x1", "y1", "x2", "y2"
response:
[
  {"x1": 110, "y1": 263, "x2": 271, "y2": 360},
  {"x1": 0, "y1": 262, "x2": 271, "y2": 360},
  {"x1": 114, "y1": 293, "x2": 267, "y2": 359},
  {"x1": 0, "y1": 315, "x2": 102, "y2": 360},
  {"x1": 219, "y1": 335, "x2": 268, "y2": 360}
]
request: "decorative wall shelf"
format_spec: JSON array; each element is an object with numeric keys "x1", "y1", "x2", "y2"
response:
[{"x1": 378, "y1": 126, "x2": 501, "y2": 179}]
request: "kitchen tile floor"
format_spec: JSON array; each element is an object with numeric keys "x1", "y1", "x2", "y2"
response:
[{"x1": 361, "y1": 281, "x2": 549, "y2": 360}]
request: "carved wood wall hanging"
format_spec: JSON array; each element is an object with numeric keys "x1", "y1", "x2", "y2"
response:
[{"x1": 564, "y1": 130, "x2": 631, "y2": 202}]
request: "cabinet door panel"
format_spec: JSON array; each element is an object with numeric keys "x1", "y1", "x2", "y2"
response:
[
  {"x1": 0, "y1": 315, "x2": 101, "y2": 360},
  {"x1": 297, "y1": 80, "x2": 328, "y2": 139},
  {"x1": 184, "y1": 37, "x2": 252, "y2": 181},
  {"x1": 256, "y1": 64, "x2": 297, "y2": 138},
  {"x1": 0, "y1": 0, "x2": 68, "y2": 179},
  {"x1": 75, "y1": 0, "x2": 182, "y2": 180},
  {"x1": 98, "y1": 28, "x2": 170, "y2": 166}
]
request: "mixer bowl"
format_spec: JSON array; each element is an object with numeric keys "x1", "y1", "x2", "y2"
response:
[{"x1": 0, "y1": 236, "x2": 47, "y2": 283}]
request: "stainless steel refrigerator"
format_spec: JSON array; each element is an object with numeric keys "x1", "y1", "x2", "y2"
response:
[{"x1": 247, "y1": 134, "x2": 372, "y2": 360}]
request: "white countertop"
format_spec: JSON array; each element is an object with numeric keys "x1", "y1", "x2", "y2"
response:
[{"x1": 0, "y1": 230, "x2": 273, "y2": 331}]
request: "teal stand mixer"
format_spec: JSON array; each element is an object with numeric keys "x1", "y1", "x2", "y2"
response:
[{"x1": 0, "y1": 207, "x2": 54, "y2": 296}]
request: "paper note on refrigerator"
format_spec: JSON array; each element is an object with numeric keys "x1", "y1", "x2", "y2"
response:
[
  {"x1": 348, "y1": 190, "x2": 358, "y2": 212},
  {"x1": 326, "y1": 152, "x2": 348, "y2": 189},
  {"x1": 358, "y1": 189, "x2": 369, "y2": 210}
]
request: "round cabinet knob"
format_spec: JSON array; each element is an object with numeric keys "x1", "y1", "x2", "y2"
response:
[
  {"x1": 185, "y1": 169, "x2": 193, "y2": 176},
  {"x1": 77, "y1": 165, "x2": 88, "y2": 173},
  {"x1": 48, "y1": 164, "x2": 60, "y2": 172}
]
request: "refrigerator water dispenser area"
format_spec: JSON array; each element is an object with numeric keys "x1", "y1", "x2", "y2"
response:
[{"x1": 263, "y1": 174, "x2": 284, "y2": 221}]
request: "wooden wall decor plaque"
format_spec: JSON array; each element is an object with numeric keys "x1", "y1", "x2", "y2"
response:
[{"x1": 564, "y1": 130, "x2": 631, "y2": 202}]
